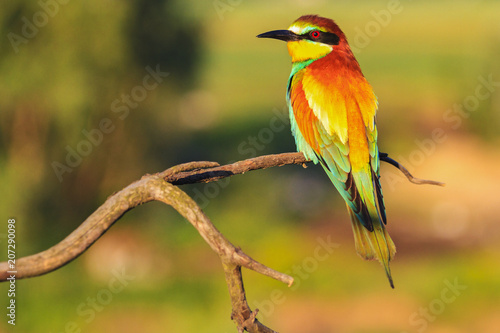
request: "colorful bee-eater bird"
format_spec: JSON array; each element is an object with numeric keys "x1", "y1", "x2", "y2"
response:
[{"x1": 258, "y1": 15, "x2": 396, "y2": 287}]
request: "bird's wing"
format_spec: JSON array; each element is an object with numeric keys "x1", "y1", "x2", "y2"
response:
[{"x1": 288, "y1": 67, "x2": 385, "y2": 230}]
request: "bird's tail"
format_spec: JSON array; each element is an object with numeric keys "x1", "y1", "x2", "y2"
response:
[{"x1": 348, "y1": 206, "x2": 396, "y2": 288}]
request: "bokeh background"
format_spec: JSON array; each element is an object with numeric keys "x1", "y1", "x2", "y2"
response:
[{"x1": 1, "y1": 0, "x2": 500, "y2": 332}]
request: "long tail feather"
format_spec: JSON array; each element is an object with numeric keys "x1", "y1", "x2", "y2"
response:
[{"x1": 348, "y1": 206, "x2": 396, "y2": 288}]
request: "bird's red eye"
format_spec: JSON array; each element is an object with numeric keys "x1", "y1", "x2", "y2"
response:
[{"x1": 310, "y1": 30, "x2": 321, "y2": 39}]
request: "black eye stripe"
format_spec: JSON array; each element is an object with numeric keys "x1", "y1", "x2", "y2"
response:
[{"x1": 301, "y1": 30, "x2": 340, "y2": 45}]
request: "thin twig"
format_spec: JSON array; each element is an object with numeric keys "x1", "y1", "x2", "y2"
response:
[{"x1": 379, "y1": 153, "x2": 445, "y2": 186}]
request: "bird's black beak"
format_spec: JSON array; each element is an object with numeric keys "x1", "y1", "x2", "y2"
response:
[{"x1": 257, "y1": 29, "x2": 300, "y2": 42}]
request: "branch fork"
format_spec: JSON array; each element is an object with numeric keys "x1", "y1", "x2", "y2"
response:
[{"x1": 0, "y1": 152, "x2": 443, "y2": 332}]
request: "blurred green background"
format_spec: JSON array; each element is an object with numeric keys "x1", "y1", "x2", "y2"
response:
[{"x1": 1, "y1": 0, "x2": 500, "y2": 332}]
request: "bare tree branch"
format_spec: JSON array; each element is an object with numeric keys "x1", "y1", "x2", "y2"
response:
[
  {"x1": 0, "y1": 151, "x2": 443, "y2": 332},
  {"x1": 162, "y1": 152, "x2": 308, "y2": 185},
  {"x1": 163, "y1": 152, "x2": 444, "y2": 187}
]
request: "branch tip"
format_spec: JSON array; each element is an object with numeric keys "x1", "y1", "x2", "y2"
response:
[{"x1": 380, "y1": 153, "x2": 445, "y2": 187}]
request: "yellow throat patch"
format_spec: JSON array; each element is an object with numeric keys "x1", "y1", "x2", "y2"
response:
[{"x1": 287, "y1": 39, "x2": 332, "y2": 63}]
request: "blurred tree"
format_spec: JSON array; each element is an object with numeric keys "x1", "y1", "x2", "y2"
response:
[
  {"x1": 0, "y1": 0, "x2": 202, "y2": 250},
  {"x1": 128, "y1": 0, "x2": 202, "y2": 88}
]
